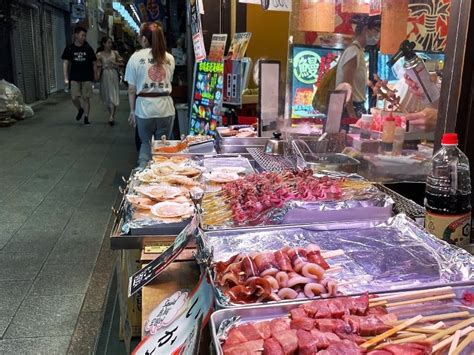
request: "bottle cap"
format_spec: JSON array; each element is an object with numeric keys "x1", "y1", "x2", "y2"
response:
[
  {"x1": 442, "y1": 133, "x2": 458, "y2": 145},
  {"x1": 361, "y1": 114, "x2": 373, "y2": 122}
]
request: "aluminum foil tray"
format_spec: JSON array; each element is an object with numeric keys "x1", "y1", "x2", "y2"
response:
[
  {"x1": 201, "y1": 214, "x2": 474, "y2": 308},
  {"x1": 211, "y1": 284, "x2": 474, "y2": 355},
  {"x1": 202, "y1": 192, "x2": 394, "y2": 231}
]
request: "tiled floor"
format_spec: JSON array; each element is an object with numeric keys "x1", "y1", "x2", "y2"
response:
[{"x1": 0, "y1": 93, "x2": 137, "y2": 353}]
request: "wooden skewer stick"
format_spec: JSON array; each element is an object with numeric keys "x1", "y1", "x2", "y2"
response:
[
  {"x1": 368, "y1": 286, "x2": 453, "y2": 303},
  {"x1": 451, "y1": 331, "x2": 474, "y2": 355},
  {"x1": 361, "y1": 315, "x2": 423, "y2": 349},
  {"x1": 376, "y1": 334, "x2": 427, "y2": 348},
  {"x1": 326, "y1": 266, "x2": 343, "y2": 274},
  {"x1": 428, "y1": 317, "x2": 474, "y2": 342},
  {"x1": 385, "y1": 293, "x2": 456, "y2": 308},
  {"x1": 397, "y1": 312, "x2": 470, "y2": 325},
  {"x1": 404, "y1": 322, "x2": 446, "y2": 334},
  {"x1": 432, "y1": 326, "x2": 474, "y2": 352},
  {"x1": 321, "y1": 249, "x2": 344, "y2": 259},
  {"x1": 448, "y1": 330, "x2": 462, "y2": 355},
  {"x1": 369, "y1": 300, "x2": 388, "y2": 308}
]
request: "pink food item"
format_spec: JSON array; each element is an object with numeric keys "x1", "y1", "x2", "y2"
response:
[
  {"x1": 315, "y1": 319, "x2": 353, "y2": 334},
  {"x1": 304, "y1": 283, "x2": 326, "y2": 298},
  {"x1": 344, "y1": 314, "x2": 396, "y2": 336},
  {"x1": 288, "y1": 276, "x2": 314, "y2": 288},
  {"x1": 278, "y1": 287, "x2": 299, "y2": 300},
  {"x1": 274, "y1": 250, "x2": 293, "y2": 272},
  {"x1": 270, "y1": 318, "x2": 291, "y2": 336},
  {"x1": 223, "y1": 339, "x2": 264, "y2": 355},
  {"x1": 263, "y1": 337, "x2": 285, "y2": 355},
  {"x1": 302, "y1": 263, "x2": 325, "y2": 281},
  {"x1": 254, "y1": 252, "x2": 278, "y2": 276},
  {"x1": 264, "y1": 276, "x2": 279, "y2": 291},
  {"x1": 317, "y1": 340, "x2": 365, "y2": 355},
  {"x1": 288, "y1": 248, "x2": 308, "y2": 273},
  {"x1": 241, "y1": 256, "x2": 258, "y2": 279},
  {"x1": 335, "y1": 331, "x2": 366, "y2": 345},
  {"x1": 377, "y1": 341, "x2": 432, "y2": 355},
  {"x1": 254, "y1": 320, "x2": 272, "y2": 340},
  {"x1": 309, "y1": 329, "x2": 341, "y2": 350},
  {"x1": 290, "y1": 317, "x2": 315, "y2": 331},
  {"x1": 306, "y1": 250, "x2": 330, "y2": 270},
  {"x1": 272, "y1": 329, "x2": 299, "y2": 355},
  {"x1": 225, "y1": 323, "x2": 262, "y2": 346},
  {"x1": 276, "y1": 271, "x2": 289, "y2": 288},
  {"x1": 297, "y1": 329, "x2": 319, "y2": 355},
  {"x1": 290, "y1": 307, "x2": 308, "y2": 321}
]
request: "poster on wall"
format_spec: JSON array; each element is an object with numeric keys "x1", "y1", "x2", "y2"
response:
[
  {"x1": 370, "y1": 0, "x2": 382, "y2": 15},
  {"x1": 208, "y1": 34, "x2": 228, "y2": 62},
  {"x1": 261, "y1": 0, "x2": 292, "y2": 12},
  {"x1": 190, "y1": 0, "x2": 206, "y2": 62},
  {"x1": 227, "y1": 32, "x2": 252, "y2": 60},
  {"x1": 290, "y1": 45, "x2": 342, "y2": 120},
  {"x1": 189, "y1": 61, "x2": 224, "y2": 136},
  {"x1": 133, "y1": 0, "x2": 166, "y2": 22},
  {"x1": 407, "y1": 0, "x2": 450, "y2": 52}
]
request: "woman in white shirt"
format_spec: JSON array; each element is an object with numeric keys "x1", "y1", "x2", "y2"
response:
[
  {"x1": 336, "y1": 15, "x2": 381, "y2": 118},
  {"x1": 125, "y1": 22, "x2": 175, "y2": 168}
]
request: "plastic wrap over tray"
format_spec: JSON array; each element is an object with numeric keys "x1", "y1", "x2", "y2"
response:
[
  {"x1": 202, "y1": 214, "x2": 474, "y2": 308},
  {"x1": 210, "y1": 284, "x2": 474, "y2": 355}
]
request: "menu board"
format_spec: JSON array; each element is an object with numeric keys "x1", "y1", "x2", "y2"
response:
[
  {"x1": 208, "y1": 34, "x2": 228, "y2": 62},
  {"x1": 290, "y1": 45, "x2": 342, "y2": 120},
  {"x1": 189, "y1": 61, "x2": 224, "y2": 136}
]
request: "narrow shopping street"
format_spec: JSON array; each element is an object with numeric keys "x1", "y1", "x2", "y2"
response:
[{"x1": 0, "y1": 93, "x2": 136, "y2": 353}]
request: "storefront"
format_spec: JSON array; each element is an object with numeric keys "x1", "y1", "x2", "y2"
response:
[{"x1": 110, "y1": 1, "x2": 474, "y2": 354}]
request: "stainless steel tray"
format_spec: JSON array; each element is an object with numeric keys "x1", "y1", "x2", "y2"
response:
[
  {"x1": 211, "y1": 284, "x2": 474, "y2": 355},
  {"x1": 201, "y1": 215, "x2": 474, "y2": 308},
  {"x1": 216, "y1": 129, "x2": 267, "y2": 146}
]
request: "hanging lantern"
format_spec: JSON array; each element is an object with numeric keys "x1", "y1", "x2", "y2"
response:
[
  {"x1": 380, "y1": 0, "x2": 409, "y2": 55},
  {"x1": 341, "y1": 0, "x2": 370, "y2": 14},
  {"x1": 298, "y1": 0, "x2": 336, "y2": 33}
]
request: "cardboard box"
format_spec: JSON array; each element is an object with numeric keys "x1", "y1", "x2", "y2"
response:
[{"x1": 117, "y1": 250, "x2": 142, "y2": 353}]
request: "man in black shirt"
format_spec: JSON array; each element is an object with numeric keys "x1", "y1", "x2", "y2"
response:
[{"x1": 62, "y1": 26, "x2": 97, "y2": 125}]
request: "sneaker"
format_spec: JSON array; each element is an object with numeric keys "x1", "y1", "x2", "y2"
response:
[
  {"x1": 75, "y1": 108, "x2": 84, "y2": 121},
  {"x1": 84, "y1": 116, "x2": 90, "y2": 125}
]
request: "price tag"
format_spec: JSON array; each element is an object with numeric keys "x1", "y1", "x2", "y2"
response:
[{"x1": 128, "y1": 217, "x2": 198, "y2": 297}]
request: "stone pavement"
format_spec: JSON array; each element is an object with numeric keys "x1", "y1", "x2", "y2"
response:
[{"x1": 0, "y1": 93, "x2": 137, "y2": 353}]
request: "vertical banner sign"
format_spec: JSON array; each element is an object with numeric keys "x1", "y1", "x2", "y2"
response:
[
  {"x1": 128, "y1": 217, "x2": 198, "y2": 297},
  {"x1": 208, "y1": 34, "x2": 228, "y2": 62},
  {"x1": 261, "y1": 0, "x2": 292, "y2": 12},
  {"x1": 228, "y1": 32, "x2": 252, "y2": 60},
  {"x1": 132, "y1": 267, "x2": 214, "y2": 355},
  {"x1": 190, "y1": 0, "x2": 206, "y2": 62},
  {"x1": 134, "y1": 0, "x2": 166, "y2": 22},
  {"x1": 370, "y1": 0, "x2": 382, "y2": 16},
  {"x1": 189, "y1": 61, "x2": 224, "y2": 136}
]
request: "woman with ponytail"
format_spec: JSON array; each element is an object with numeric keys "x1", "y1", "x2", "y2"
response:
[{"x1": 125, "y1": 22, "x2": 175, "y2": 168}]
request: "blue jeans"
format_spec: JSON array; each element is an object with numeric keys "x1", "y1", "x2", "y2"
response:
[{"x1": 136, "y1": 115, "x2": 174, "y2": 168}]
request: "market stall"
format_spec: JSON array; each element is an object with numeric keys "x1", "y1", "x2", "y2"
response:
[{"x1": 109, "y1": 1, "x2": 474, "y2": 354}]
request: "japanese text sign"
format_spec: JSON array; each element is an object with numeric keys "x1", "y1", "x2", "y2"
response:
[
  {"x1": 132, "y1": 267, "x2": 214, "y2": 355},
  {"x1": 128, "y1": 217, "x2": 198, "y2": 297}
]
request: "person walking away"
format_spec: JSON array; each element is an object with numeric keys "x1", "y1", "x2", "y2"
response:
[
  {"x1": 96, "y1": 37, "x2": 123, "y2": 126},
  {"x1": 335, "y1": 15, "x2": 381, "y2": 119},
  {"x1": 62, "y1": 26, "x2": 97, "y2": 125},
  {"x1": 125, "y1": 22, "x2": 175, "y2": 169}
]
